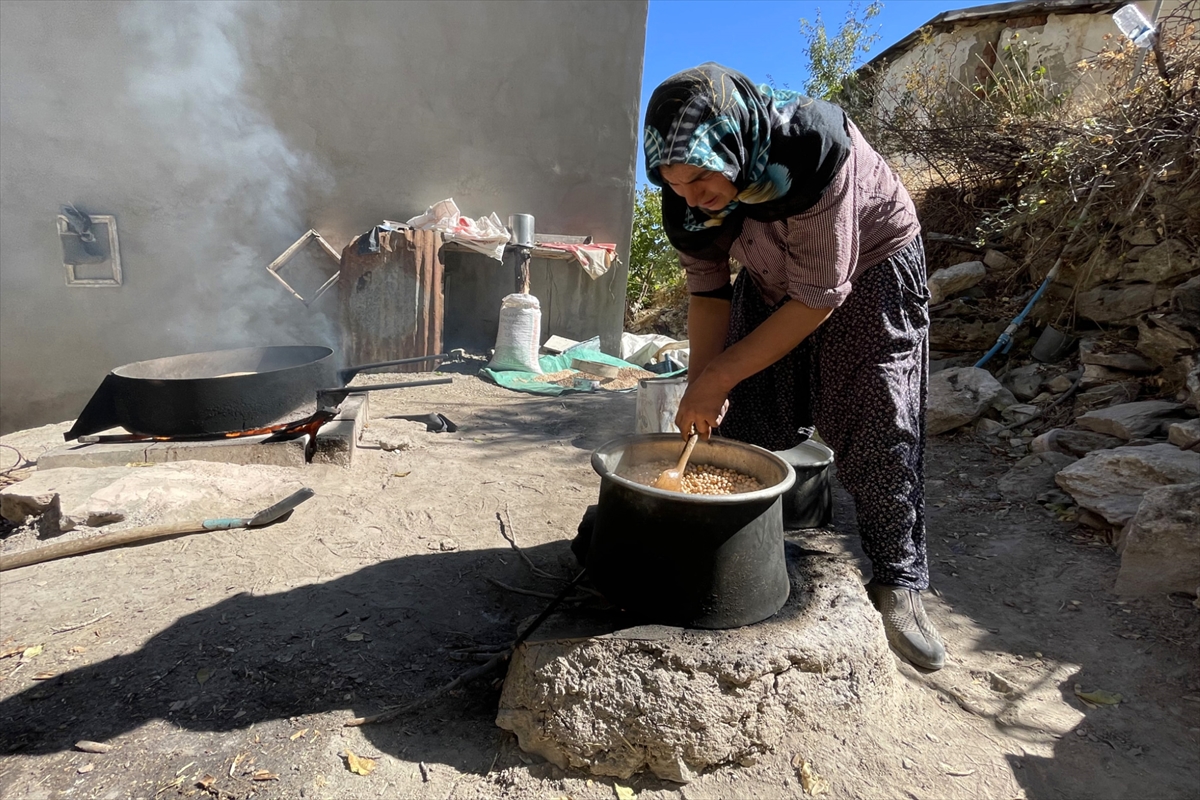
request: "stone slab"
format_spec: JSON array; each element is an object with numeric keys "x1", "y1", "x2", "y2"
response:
[
  {"x1": 1055, "y1": 443, "x2": 1200, "y2": 527},
  {"x1": 1077, "y1": 400, "x2": 1188, "y2": 440},
  {"x1": 36, "y1": 393, "x2": 369, "y2": 470},
  {"x1": 928, "y1": 367, "x2": 1004, "y2": 435},
  {"x1": 1168, "y1": 418, "x2": 1200, "y2": 450},
  {"x1": 496, "y1": 544, "x2": 896, "y2": 783},
  {"x1": 0, "y1": 462, "x2": 307, "y2": 536},
  {"x1": 1115, "y1": 483, "x2": 1200, "y2": 597}
]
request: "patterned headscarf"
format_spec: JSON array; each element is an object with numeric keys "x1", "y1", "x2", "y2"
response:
[{"x1": 644, "y1": 63, "x2": 852, "y2": 261}]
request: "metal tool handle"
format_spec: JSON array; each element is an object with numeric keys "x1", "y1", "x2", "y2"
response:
[
  {"x1": 339, "y1": 352, "x2": 462, "y2": 383},
  {"x1": 248, "y1": 487, "x2": 316, "y2": 527}
]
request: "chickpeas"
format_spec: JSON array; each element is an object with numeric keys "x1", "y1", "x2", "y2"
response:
[
  {"x1": 623, "y1": 462, "x2": 763, "y2": 494},
  {"x1": 679, "y1": 464, "x2": 763, "y2": 495}
]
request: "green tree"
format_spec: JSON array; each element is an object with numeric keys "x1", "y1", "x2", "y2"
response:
[
  {"x1": 799, "y1": 1, "x2": 882, "y2": 100},
  {"x1": 627, "y1": 186, "x2": 681, "y2": 311}
]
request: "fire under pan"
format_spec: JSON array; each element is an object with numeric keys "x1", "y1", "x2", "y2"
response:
[{"x1": 38, "y1": 395, "x2": 371, "y2": 470}]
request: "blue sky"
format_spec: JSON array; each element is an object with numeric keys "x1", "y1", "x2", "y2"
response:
[{"x1": 636, "y1": 0, "x2": 982, "y2": 184}]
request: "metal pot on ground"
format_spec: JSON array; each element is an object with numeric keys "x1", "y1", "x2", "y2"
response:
[{"x1": 584, "y1": 433, "x2": 795, "y2": 629}]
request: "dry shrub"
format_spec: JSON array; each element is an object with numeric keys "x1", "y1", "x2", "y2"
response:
[{"x1": 852, "y1": 0, "x2": 1200, "y2": 323}]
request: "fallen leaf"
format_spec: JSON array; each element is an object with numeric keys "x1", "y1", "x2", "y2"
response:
[
  {"x1": 32, "y1": 672, "x2": 55, "y2": 680},
  {"x1": 344, "y1": 633, "x2": 365, "y2": 642},
  {"x1": 251, "y1": 770, "x2": 278, "y2": 781},
  {"x1": 939, "y1": 762, "x2": 976, "y2": 777},
  {"x1": 196, "y1": 667, "x2": 213, "y2": 685},
  {"x1": 77, "y1": 763, "x2": 94, "y2": 774},
  {"x1": 344, "y1": 749, "x2": 375, "y2": 776},
  {"x1": 614, "y1": 784, "x2": 636, "y2": 800},
  {"x1": 0, "y1": 646, "x2": 25, "y2": 660},
  {"x1": 791, "y1": 753, "x2": 804, "y2": 769},
  {"x1": 74, "y1": 741, "x2": 112, "y2": 754},
  {"x1": 21, "y1": 645, "x2": 43, "y2": 661},
  {"x1": 197, "y1": 774, "x2": 216, "y2": 790},
  {"x1": 1074, "y1": 685, "x2": 1122, "y2": 705},
  {"x1": 392, "y1": 472, "x2": 411, "y2": 478},
  {"x1": 69, "y1": 646, "x2": 87, "y2": 654},
  {"x1": 290, "y1": 728, "x2": 309, "y2": 741},
  {"x1": 798, "y1": 759, "x2": 829, "y2": 796}
]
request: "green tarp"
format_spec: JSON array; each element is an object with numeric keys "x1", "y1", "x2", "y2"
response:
[{"x1": 480, "y1": 346, "x2": 684, "y2": 397}]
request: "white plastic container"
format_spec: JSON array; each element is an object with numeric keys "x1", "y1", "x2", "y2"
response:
[{"x1": 1113, "y1": 4, "x2": 1156, "y2": 48}]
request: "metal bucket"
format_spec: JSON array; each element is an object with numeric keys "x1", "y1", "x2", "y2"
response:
[
  {"x1": 773, "y1": 440, "x2": 835, "y2": 529},
  {"x1": 508, "y1": 214, "x2": 535, "y2": 247},
  {"x1": 585, "y1": 433, "x2": 795, "y2": 629},
  {"x1": 635, "y1": 376, "x2": 687, "y2": 434}
]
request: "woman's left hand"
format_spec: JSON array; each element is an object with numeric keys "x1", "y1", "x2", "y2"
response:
[{"x1": 675, "y1": 369, "x2": 732, "y2": 439}]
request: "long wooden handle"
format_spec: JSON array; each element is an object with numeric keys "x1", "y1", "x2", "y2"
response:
[
  {"x1": 675, "y1": 432, "x2": 699, "y2": 473},
  {"x1": 0, "y1": 520, "x2": 231, "y2": 572}
]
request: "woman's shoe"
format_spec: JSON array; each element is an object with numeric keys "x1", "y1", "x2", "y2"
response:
[{"x1": 866, "y1": 581, "x2": 946, "y2": 670}]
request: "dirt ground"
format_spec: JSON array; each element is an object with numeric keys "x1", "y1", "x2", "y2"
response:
[{"x1": 1, "y1": 366, "x2": 1197, "y2": 800}]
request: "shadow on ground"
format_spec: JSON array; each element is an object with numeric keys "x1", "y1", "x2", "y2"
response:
[{"x1": 0, "y1": 541, "x2": 579, "y2": 767}]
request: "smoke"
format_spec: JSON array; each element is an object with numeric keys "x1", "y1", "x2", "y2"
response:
[{"x1": 118, "y1": 0, "x2": 337, "y2": 351}]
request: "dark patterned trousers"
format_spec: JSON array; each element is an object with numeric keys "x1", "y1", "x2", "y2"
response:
[{"x1": 719, "y1": 237, "x2": 931, "y2": 590}]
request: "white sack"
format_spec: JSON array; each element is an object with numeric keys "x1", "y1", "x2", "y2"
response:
[{"x1": 488, "y1": 293, "x2": 543, "y2": 374}]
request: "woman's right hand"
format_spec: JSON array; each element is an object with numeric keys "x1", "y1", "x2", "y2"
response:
[{"x1": 675, "y1": 368, "x2": 731, "y2": 439}]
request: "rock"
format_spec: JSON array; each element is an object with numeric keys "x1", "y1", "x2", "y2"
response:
[
  {"x1": 0, "y1": 463, "x2": 303, "y2": 536},
  {"x1": 989, "y1": 387, "x2": 1019, "y2": 415},
  {"x1": 928, "y1": 261, "x2": 986, "y2": 305},
  {"x1": 998, "y1": 452, "x2": 1078, "y2": 502},
  {"x1": 976, "y1": 418, "x2": 1005, "y2": 436},
  {"x1": 1124, "y1": 245, "x2": 1154, "y2": 261},
  {"x1": 1077, "y1": 400, "x2": 1188, "y2": 440},
  {"x1": 1122, "y1": 239, "x2": 1196, "y2": 283},
  {"x1": 1074, "y1": 383, "x2": 1140, "y2": 415},
  {"x1": 1076, "y1": 282, "x2": 1171, "y2": 324},
  {"x1": 496, "y1": 548, "x2": 895, "y2": 783},
  {"x1": 1004, "y1": 364, "x2": 1045, "y2": 402},
  {"x1": 1188, "y1": 360, "x2": 1200, "y2": 410},
  {"x1": 927, "y1": 367, "x2": 1005, "y2": 435},
  {"x1": 1080, "y1": 364, "x2": 1138, "y2": 390},
  {"x1": 1115, "y1": 483, "x2": 1200, "y2": 597},
  {"x1": 1079, "y1": 342, "x2": 1155, "y2": 373},
  {"x1": 1002, "y1": 403, "x2": 1039, "y2": 425},
  {"x1": 929, "y1": 319, "x2": 1004, "y2": 352},
  {"x1": 1030, "y1": 392, "x2": 1055, "y2": 405},
  {"x1": 1046, "y1": 373, "x2": 1077, "y2": 393},
  {"x1": 983, "y1": 249, "x2": 1016, "y2": 271},
  {"x1": 379, "y1": 437, "x2": 414, "y2": 452},
  {"x1": 1055, "y1": 444, "x2": 1200, "y2": 527},
  {"x1": 1031, "y1": 428, "x2": 1123, "y2": 458},
  {"x1": 1171, "y1": 275, "x2": 1200, "y2": 314},
  {"x1": 1120, "y1": 225, "x2": 1157, "y2": 247},
  {"x1": 1168, "y1": 418, "x2": 1200, "y2": 450},
  {"x1": 1137, "y1": 314, "x2": 1199, "y2": 370}
]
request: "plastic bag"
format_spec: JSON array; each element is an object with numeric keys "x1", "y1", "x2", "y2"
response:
[{"x1": 487, "y1": 293, "x2": 543, "y2": 374}]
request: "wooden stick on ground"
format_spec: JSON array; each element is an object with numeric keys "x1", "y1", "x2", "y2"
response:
[{"x1": 495, "y1": 508, "x2": 560, "y2": 581}]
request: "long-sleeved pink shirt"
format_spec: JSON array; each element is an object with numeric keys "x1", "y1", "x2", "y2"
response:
[{"x1": 678, "y1": 121, "x2": 921, "y2": 308}]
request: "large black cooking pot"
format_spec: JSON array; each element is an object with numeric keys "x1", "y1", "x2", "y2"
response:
[
  {"x1": 65, "y1": 346, "x2": 338, "y2": 440},
  {"x1": 585, "y1": 434, "x2": 795, "y2": 629}
]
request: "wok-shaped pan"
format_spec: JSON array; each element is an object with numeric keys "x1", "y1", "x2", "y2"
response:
[{"x1": 64, "y1": 345, "x2": 453, "y2": 440}]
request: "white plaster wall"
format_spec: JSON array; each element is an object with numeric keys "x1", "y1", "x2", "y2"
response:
[{"x1": 0, "y1": 0, "x2": 647, "y2": 434}]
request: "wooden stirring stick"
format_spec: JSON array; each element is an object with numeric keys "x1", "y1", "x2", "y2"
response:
[{"x1": 652, "y1": 430, "x2": 700, "y2": 492}]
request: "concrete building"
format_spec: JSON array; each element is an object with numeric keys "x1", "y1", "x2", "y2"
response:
[
  {"x1": 0, "y1": 0, "x2": 647, "y2": 434},
  {"x1": 860, "y1": 0, "x2": 1182, "y2": 115}
]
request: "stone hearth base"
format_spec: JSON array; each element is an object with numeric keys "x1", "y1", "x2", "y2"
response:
[{"x1": 495, "y1": 542, "x2": 897, "y2": 783}]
